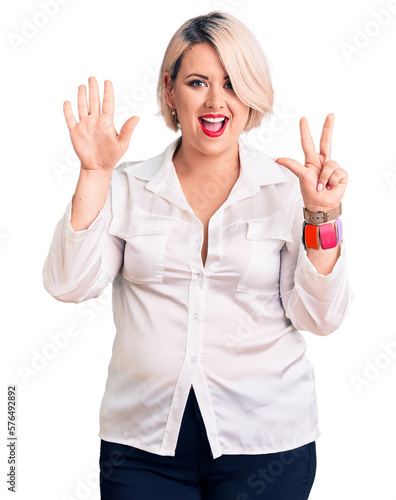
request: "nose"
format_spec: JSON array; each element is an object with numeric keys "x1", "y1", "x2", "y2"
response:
[{"x1": 204, "y1": 85, "x2": 225, "y2": 109}]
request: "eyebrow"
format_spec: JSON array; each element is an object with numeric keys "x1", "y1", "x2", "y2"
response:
[{"x1": 185, "y1": 73, "x2": 230, "y2": 80}]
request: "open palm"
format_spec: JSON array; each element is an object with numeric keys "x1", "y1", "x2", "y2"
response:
[{"x1": 63, "y1": 76, "x2": 139, "y2": 171}]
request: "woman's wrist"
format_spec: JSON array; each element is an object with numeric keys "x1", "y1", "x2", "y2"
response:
[
  {"x1": 306, "y1": 243, "x2": 341, "y2": 275},
  {"x1": 70, "y1": 167, "x2": 112, "y2": 231}
]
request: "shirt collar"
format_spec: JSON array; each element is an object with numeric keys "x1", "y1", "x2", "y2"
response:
[{"x1": 124, "y1": 136, "x2": 289, "y2": 195}]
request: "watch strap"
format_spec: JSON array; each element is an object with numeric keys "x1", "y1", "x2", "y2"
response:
[{"x1": 303, "y1": 203, "x2": 342, "y2": 224}]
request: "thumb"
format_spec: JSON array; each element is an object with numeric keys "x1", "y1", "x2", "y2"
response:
[
  {"x1": 275, "y1": 157, "x2": 304, "y2": 180},
  {"x1": 118, "y1": 116, "x2": 140, "y2": 150}
]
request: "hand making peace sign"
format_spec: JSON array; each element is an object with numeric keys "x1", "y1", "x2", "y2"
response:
[{"x1": 275, "y1": 114, "x2": 348, "y2": 212}]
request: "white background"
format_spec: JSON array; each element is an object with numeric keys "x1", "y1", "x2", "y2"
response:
[{"x1": 1, "y1": 0, "x2": 396, "y2": 498}]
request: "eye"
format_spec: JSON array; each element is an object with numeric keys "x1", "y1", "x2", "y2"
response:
[
  {"x1": 188, "y1": 79, "x2": 206, "y2": 87},
  {"x1": 224, "y1": 80, "x2": 234, "y2": 90}
]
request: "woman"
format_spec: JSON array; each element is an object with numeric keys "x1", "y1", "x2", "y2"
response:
[{"x1": 43, "y1": 11, "x2": 352, "y2": 500}]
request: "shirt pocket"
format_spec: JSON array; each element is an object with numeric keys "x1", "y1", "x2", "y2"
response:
[
  {"x1": 236, "y1": 213, "x2": 293, "y2": 295},
  {"x1": 108, "y1": 208, "x2": 173, "y2": 284}
]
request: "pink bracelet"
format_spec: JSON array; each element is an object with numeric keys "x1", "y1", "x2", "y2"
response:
[{"x1": 319, "y1": 222, "x2": 338, "y2": 249}]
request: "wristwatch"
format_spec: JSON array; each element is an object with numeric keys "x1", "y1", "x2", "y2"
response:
[{"x1": 303, "y1": 203, "x2": 342, "y2": 224}]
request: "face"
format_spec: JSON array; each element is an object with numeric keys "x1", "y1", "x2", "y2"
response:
[{"x1": 165, "y1": 43, "x2": 250, "y2": 157}]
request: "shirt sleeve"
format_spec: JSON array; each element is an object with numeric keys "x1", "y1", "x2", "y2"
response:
[
  {"x1": 279, "y1": 196, "x2": 353, "y2": 336},
  {"x1": 42, "y1": 178, "x2": 124, "y2": 303}
]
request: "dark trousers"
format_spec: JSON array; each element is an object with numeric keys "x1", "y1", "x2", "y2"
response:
[{"x1": 99, "y1": 387, "x2": 316, "y2": 499}]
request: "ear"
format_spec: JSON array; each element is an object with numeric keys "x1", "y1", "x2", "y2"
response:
[{"x1": 164, "y1": 72, "x2": 174, "y2": 108}]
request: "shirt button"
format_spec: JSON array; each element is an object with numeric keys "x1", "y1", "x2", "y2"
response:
[
  {"x1": 197, "y1": 271, "x2": 203, "y2": 278},
  {"x1": 192, "y1": 313, "x2": 198, "y2": 320},
  {"x1": 190, "y1": 356, "x2": 197, "y2": 363}
]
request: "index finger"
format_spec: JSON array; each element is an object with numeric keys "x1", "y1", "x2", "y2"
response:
[
  {"x1": 319, "y1": 113, "x2": 335, "y2": 160},
  {"x1": 299, "y1": 117, "x2": 316, "y2": 158},
  {"x1": 63, "y1": 100, "x2": 77, "y2": 131}
]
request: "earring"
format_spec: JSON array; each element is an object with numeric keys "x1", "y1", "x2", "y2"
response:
[{"x1": 171, "y1": 107, "x2": 176, "y2": 116}]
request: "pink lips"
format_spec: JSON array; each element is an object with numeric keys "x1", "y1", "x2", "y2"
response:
[{"x1": 199, "y1": 114, "x2": 229, "y2": 137}]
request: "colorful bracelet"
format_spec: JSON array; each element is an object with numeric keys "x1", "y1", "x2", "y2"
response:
[
  {"x1": 319, "y1": 223, "x2": 338, "y2": 249},
  {"x1": 302, "y1": 218, "x2": 343, "y2": 250},
  {"x1": 336, "y1": 218, "x2": 343, "y2": 244},
  {"x1": 305, "y1": 223, "x2": 320, "y2": 249}
]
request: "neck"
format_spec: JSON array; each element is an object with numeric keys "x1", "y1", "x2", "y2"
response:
[{"x1": 172, "y1": 138, "x2": 240, "y2": 178}]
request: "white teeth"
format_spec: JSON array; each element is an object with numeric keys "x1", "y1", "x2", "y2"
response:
[{"x1": 201, "y1": 117, "x2": 226, "y2": 123}]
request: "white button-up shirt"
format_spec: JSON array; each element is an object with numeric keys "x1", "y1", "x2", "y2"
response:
[{"x1": 43, "y1": 137, "x2": 352, "y2": 459}]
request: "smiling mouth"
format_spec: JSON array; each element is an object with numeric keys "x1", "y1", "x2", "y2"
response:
[{"x1": 199, "y1": 117, "x2": 228, "y2": 136}]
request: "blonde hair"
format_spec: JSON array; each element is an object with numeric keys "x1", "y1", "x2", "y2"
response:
[{"x1": 156, "y1": 11, "x2": 274, "y2": 132}]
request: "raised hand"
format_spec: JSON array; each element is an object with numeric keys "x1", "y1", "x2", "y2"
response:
[
  {"x1": 63, "y1": 76, "x2": 140, "y2": 171},
  {"x1": 275, "y1": 114, "x2": 348, "y2": 212}
]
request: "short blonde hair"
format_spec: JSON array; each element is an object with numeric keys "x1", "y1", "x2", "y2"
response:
[{"x1": 156, "y1": 11, "x2": 274, "y2": 132}]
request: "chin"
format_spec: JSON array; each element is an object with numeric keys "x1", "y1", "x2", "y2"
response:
[{"x1": 206, "y1": 137, "x2": 238, "y2": 152}]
